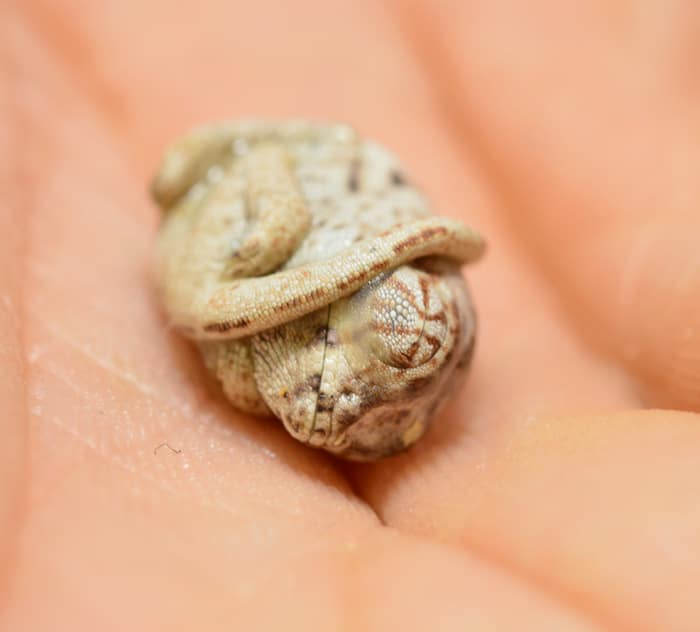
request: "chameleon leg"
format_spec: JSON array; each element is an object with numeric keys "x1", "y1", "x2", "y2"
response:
[
  {"x1": 223, "y1": 143, "x2": 309, "y2": 278},
  {"x1": 155, "y1": 142, "x2": 311, "y2": 332},
  {"x1": 199, "y1": 339, "x2": 271, "y2": 416},
  {"x1": 151, "y1": 119, "x2": 357, "y2": 208}
]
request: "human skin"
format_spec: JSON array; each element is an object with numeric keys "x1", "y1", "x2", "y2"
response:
[{"x1": 1, "y1": 1, "x2": 699, "y2": 630}]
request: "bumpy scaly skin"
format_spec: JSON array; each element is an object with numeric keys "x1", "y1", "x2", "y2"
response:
[{"x1": 152, "y1": 119, "x2": 484, "y2": 460}]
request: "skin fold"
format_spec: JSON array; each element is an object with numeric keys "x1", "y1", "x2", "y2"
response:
[{"x1": 1, "y1": 1, "x2": 699, "y2": 630}]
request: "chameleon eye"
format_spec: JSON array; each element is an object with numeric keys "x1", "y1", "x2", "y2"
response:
[{"x1": 355, "y1": 266, "x2": 449, "y2": 369}]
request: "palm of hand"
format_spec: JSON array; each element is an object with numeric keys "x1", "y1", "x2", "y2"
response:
[{"x1": 2, "y1": 2, "x2": 699, "y2": 631}]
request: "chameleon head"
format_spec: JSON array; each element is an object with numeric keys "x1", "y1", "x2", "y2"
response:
[{"x1": 252, "y1": 260, "x2": 476, "y2": 461}]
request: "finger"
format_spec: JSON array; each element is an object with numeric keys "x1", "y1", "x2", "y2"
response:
[
  {"x1": 354, "y1": 409, "x2": 700, "y2": 631},
  {"x1": 405, "y1": 0, "x2": 700, "y2": 409}
]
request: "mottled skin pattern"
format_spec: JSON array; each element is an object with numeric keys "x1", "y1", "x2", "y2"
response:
[{"x1": 152, "y1": 120, "x2": 484, "y2": 460}]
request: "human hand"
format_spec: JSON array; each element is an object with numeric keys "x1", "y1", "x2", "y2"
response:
[{"x1": 1, "y1": 2, "x2": 698, "y2": 630}]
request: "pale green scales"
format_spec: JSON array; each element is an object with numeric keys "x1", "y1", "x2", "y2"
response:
[{"x1": 152, "y1": 120, "x2": 484, "y2": 460}]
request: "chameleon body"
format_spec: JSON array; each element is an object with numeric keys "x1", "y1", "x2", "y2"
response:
[{"x1": 152, "y1": 120, "x2": 484, "y2": 460}]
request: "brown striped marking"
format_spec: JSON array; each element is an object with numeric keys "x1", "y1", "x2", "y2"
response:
[
  {"x1": 347, "y1": 159, "x2": 361, "y2": 192},
  {"x1": 390, "y1": 170, "x2": 406, "y2": 186},
  {"x1": 203, "y1": 317, "x2": 250, "y2": 333},
  {"x1": 392, "y1": 226, "x2": 448, "y2": 255}
]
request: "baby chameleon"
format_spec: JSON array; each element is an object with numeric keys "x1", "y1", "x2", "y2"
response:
[{"x1": 152, "y1": 120, "x2": 485, "y2": 461}]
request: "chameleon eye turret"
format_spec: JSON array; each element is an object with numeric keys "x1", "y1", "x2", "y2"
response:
[{"x1": 152, "y1": 119, "x2": 484, "y2": 460}]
